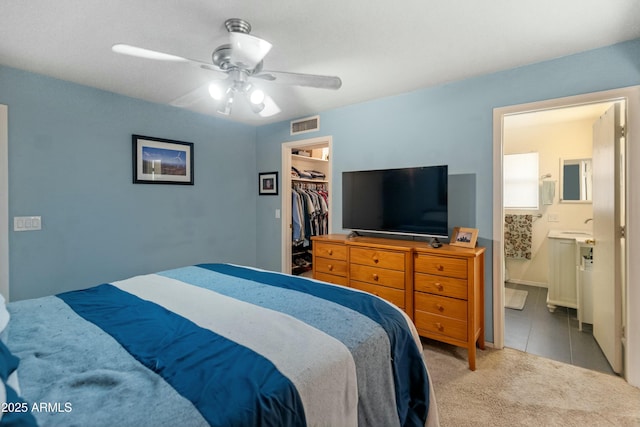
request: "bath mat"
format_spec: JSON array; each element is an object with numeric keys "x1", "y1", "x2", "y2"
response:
[{"x1": 505, "y1": 288, "x2": 528, "y2": 310}]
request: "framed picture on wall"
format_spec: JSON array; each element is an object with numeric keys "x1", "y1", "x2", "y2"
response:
[
  {"x1": 132, "y1": 134, "x2": 194, "y2": 185},
  {"x1": 258, "y1": 172, "x2": 278, "y2": 195},
  {"x1": 450, "y1": 226, "x2": 479, "y2": 248}
]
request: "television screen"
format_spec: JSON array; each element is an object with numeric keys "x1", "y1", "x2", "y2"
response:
[{"x1": 342, "y1": 165, "x2": 448, "y2": 239}]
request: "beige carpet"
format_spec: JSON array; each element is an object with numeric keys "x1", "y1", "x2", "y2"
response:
[{"x1": 422, "y1": 339, "x2": 640, "y2": 427}]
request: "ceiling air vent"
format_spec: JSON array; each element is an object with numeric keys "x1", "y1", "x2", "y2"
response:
[{"x1": 290, "y1": 115, "x2": 320, "y2": 135}]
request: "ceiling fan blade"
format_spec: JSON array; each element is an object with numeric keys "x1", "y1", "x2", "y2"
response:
[
  {"x1": 170, "y1": 84, "x2": 209, "y2": 108},
  {"x1": 254, "y1": 70, "x2": 342, "y2": 90},
  {"x1": 112, "y1": 44, "x2": 227, "y2": 78},
  {"x1": 258, "y1": 95, "x2": 281, "y2": 117}
]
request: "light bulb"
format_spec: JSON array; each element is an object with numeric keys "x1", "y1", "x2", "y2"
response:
[
  {"x1": 249, "y1": 89, "x2": 265, "y2": 105},
  {"x1": 208, "y1": 83, "x2": 225, "y2": 100}
]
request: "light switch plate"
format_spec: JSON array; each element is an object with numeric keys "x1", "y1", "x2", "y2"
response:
[{"x1": 14, "y1": 216, "x2": 42, "y2": 231}]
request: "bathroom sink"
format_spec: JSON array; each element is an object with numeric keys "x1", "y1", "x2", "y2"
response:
[
  {"x1": 547, "y1": 230, "x2": 593, "y2": 240},
  {"x1": 559, "y1": 231, "x2": 592, "y2": 236}
]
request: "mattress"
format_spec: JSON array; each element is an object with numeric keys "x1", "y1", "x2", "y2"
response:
[{"x1": 2, "y1": 263, "x2": 439, "y2": 426}]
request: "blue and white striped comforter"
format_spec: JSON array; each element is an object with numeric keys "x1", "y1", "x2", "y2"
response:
[{"x1": 6, "y1": 264, "x2": 438, "y2": 427}]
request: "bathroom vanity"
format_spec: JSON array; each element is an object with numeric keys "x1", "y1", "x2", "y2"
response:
[{"x1": 547, "y1": 230, "x2": 594, "y2": 328}]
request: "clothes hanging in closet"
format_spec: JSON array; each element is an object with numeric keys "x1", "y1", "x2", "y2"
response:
[{"x1": 292, "y1": 185, "x2": 328, "y2": 246}]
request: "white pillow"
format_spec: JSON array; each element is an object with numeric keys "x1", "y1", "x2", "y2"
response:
[
  {"x1": 6, "y1": 371, "x2": 19, "y2": 396},
  {"x1": 0, "y1": 294, "x2": 9, "y2": 334}
]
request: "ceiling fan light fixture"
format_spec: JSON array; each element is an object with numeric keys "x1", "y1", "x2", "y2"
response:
[
  {"x1": 229, "y1": 32, "x2": 272, "y2": 68},
  {"x1": 216, "y1": 94, "x2": 234, "y2": 115},
  {"x1": 249, "y1": 88, "x2": 265, "y2": 105},
  {"x1": 208, "y1": 82, "x2": 230, "y2": 100}
]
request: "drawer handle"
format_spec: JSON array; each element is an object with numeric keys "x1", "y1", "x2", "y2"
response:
[
  {"x1": 328, "y1": 249, "x2": 333, "y2": 255},
  {"x1": 372, "y1": 273, "x2": 379, "y2": 281},
  {"x1": 436, "y1": 303, "x2": 444, "y2": 312},
  {"x1": 436, "y1": 264, "x2": 444, "y2": 271},
  {"x1": 435, "y1": 283, "x2": 444, "y2": 291},
  {"x1": 328, "y1": 264, "x2": 334, "y2": 271},
  {"x1": 372, "y1": 256, "x2": 379, "y2": 264},
  {"x1": 435, "y1": 322, "x2": 444, "y2": 331}
]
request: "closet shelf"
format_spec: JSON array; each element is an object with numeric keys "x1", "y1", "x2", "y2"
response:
[
  {"x1": 292, "y1": 178, "x2": 329, "y2": 183},
  {"x1": 292, "y1": 154, "x2": 328, "y2": 163}
]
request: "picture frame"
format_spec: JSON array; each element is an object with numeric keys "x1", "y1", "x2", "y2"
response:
[
  {"x1": 132, "y1": 135, "x2": 194, "y2": 185},
  {"x1": 258, "y1": 172, "x2": 278, "y2": 195},
  {"x1": 450, "y1": 226, "x2": 479, "y2": 248}
]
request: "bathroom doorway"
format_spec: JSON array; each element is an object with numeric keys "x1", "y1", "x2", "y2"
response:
[
  {"x1": 502, "y1": 102, "x2": 619, "y2": 375},
  {"x1": 492, "y1": 86, "x2": 640, "y2": 385}
]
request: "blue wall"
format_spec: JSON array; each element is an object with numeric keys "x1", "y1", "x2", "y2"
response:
[
  {"x1": 3, "y1": 37, "x2": 640, "y2": 339},
  {"x1": 255, "y1": 38, "x2": 640, "y2": 342},
  {"x1": 1, "y1": 66, "x2": 258, "y2": 301}
]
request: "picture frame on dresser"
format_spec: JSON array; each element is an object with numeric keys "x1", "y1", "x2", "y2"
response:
[
  {"x1": 258, "y1": 172, "x2": 279, "y2": 195},
  {"x1": 132, "y1": 134, "x2": 194, "y2": 185},
  {"x1": 450, "y1": 226, "x2": 479, "y2": 248}
]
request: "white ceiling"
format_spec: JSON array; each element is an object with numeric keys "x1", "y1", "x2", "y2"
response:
[{"x1": 1, "y1": 0, "x2": 639, "y2": 126}]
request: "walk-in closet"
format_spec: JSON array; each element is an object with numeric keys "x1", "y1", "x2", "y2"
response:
[{"x1": 290, "y1": 145, "x2": 330, "y2": 276}]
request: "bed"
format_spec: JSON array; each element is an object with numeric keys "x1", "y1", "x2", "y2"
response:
[{"x1": 1, "y1": 263, "x2": 439, "y2": 427}]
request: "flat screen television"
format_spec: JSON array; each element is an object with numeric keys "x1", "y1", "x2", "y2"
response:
[{"x1": 342, "y1": 165, "x2": 448, "y2": 239}]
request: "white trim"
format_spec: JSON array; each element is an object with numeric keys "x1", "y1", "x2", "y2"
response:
[
  {"x1": 493, "y1": 86, "x2": 640, "y2": 387},
  {"x1": 0, "y1": 105, "x2": 7, "y2": 301},
  {"x1": 281, "y1": 136, "x2": 333, "y2": 274}
]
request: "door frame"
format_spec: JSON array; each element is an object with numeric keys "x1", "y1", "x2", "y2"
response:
[
  {"x1": 0, "y1": 105, "x2": 8, "y2": 301},
  {"x1": 280, "y1": 136, "x2": 333, "y2": 273},
  {"x1": 492, "y1": 86, "x2": 640, "y2": 386}
]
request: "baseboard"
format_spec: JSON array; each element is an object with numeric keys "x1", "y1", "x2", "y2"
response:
[{"x1": 505, "y1": 278, "x2": 548, "y2": 289}]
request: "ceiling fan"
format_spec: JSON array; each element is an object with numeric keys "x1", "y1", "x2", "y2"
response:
[{"x1": 112, "y1": 18, "x2": 342, "y2": 117}]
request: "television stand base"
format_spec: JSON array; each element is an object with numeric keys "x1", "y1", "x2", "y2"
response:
[
  {"x1": 347, "y1": 230, "x2": 360, "y2": 239},
  {"x1": 430, "y1": 238, "x2": 442, "y2": 248}
]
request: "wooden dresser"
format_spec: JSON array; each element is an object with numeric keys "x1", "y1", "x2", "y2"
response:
[
  {"x1": 313, "y1": 236, "x2": 349, "y2": 286},
  {"x1": 413, "y1": 245, "x2": 485, "y2": 371},
  {"x1": 348, "y1": 239, "x2": 414, "y2": 315},
  {"x1": 311, "y1": 234, "x2": 485, "y2": 370}
]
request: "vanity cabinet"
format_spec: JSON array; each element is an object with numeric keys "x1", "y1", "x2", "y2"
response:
[
  {"x1": 576, "y1": 243, "x2": 594, "y2": 330},
  {"x1": 547, "y1": 236, "x2": 578, "y2": 311}
]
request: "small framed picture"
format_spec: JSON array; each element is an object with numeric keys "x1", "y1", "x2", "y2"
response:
[
  {"x1": 259, "y1": 172, "x2": 278, "y2": 195},
  {"x1": 450, "y1": 226, "x2": 479, "y2": 248},
  {"x1": 132, "y1": 135, "x2": 194, "y2": 185}
]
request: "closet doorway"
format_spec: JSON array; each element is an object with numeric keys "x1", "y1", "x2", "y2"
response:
[
  {"x1": 492, "y1": 86, "x2": 640, "y2": 386},
  {"x1": 280, "y1": 136, "x2": 333, "y2": 275}
]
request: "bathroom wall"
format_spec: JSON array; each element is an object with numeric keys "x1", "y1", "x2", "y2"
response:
[{"x1": 504, "y1": 116, "x2": 594, "y2": 287}]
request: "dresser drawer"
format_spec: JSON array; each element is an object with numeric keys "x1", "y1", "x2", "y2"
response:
[
  {"x1": 414, "y1": 293, "x2": 467, "y2": 321},
  {"x1": 350, "y1": 247, "x2": 405, "y2": 270},
  {"x1": 314, "y1": 272, "x2": 348, "y2": 287},
  {"x1": 414, "y1": 253, "x2": 467, "y2": 279},
  {"x1": 414, "y1": 311, "x2": 467, "y2": 341},
  {"x1": 350, "y1": 281, "x2": 405, "y2": 309},
  {"x1": 314, "y1": 257, "x2": 347, "y2": 277},
  {"x1": 349, "y1": 264, "x2": 405, "y2": 289},
  {"x1": 414, "y1": 273, "x2": 468, "y2": 300},
  {"x1": 314, "y1": 242, "x2": 347, "y2": 261}
]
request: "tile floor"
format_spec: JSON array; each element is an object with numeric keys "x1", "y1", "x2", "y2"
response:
[{"x1": 504, "y1": 283, "x2": 616, "y2": 376}]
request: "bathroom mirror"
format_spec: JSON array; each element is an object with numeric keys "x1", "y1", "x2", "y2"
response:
[{"x1": 559, "y1": 157, "x2": 592, "y2": 203}]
